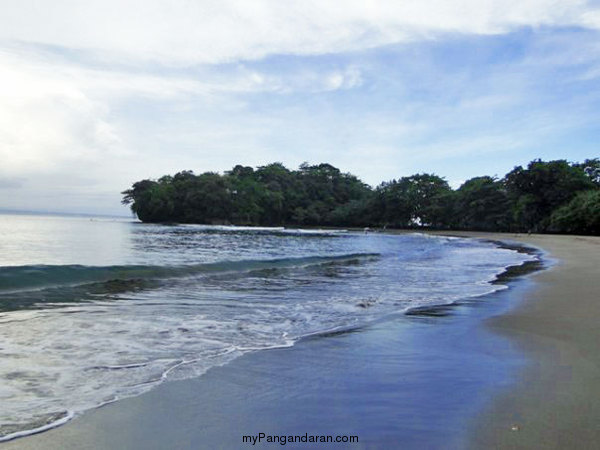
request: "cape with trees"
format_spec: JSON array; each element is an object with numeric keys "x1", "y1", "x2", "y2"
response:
[{"x1": 122, "y1": 159, "x2": 600, "y2": 235}]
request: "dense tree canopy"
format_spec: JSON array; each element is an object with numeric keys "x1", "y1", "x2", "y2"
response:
[
  {"x1": 371, "y1": 174, "x2": 451, "y2": 228},
  {"x1": 453, "y1": 176, "x2": 511, "y2": 231},
  {"x1": 504, "y1": 159, "x2": 596, "y2": 232},
  {"x1": 122, "y1": 162, "x2": 372, "y2": 227},
  {"x1": 122, "y1": 158, "x2": 600, "y2": 235}
]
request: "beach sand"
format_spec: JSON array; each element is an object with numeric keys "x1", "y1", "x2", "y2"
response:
[
  {"x1": 2, "y1": 233, "x2": 598, "y2": 449},
  {"x1": 454, "y1": 233, "x2": 600, "y2": 449}
]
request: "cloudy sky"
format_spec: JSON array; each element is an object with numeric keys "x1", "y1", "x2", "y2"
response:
[{"x1": 1, "y1": 0, "x2": 599, "y2": 215}]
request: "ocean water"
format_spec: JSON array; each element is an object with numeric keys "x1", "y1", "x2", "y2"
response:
[{"x1": 0, "y1": 213, "x2": 533, "y2": 441}]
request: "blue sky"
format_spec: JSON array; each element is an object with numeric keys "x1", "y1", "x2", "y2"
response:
[{"x1": 0, "y1": 1, "x2": 599, "y2": 215}]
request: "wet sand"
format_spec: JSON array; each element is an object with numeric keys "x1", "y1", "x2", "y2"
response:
[
  {"x1": 436, "y1": 232, "x2": 600, "y2": 449},
  {"x1": 3, "y1": 233, "x2": 598, "y2": 449},
  {"x1": 2, "y1": 291, "x2": 530, "y2": 449}
]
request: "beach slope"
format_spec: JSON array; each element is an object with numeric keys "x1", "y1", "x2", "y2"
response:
[{"x1": 462, "y1": 233, "x2": 600, "y2": 449}]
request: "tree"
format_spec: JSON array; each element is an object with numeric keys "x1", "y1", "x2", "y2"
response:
[
  {"x1": 454, "y1": 176, "x2": 511, "y2": 230},
  {"x1": 179, "y1": 172, "x2": 232, "y2": 223},
  {"x1": 574, "y1": 158, "x2": 600, "y2": 186},
  {"x1": 296, "y1": 163, "x2": 371, "y2": 225},
  {"x1": 121, "y1": 179, "x2": 174, "y2": 222},
  {"x1": 550, "y1": 190, "x2": 600, "y2": 235},
  {"x1": 121, "y1": 158, "x2": 598, "y2": 235},
  {"x1": 504, "y1": 160, "x2": 596, "y2": 232},
  {"x1": 375, "y1": 174, "x2": 451, "y2": 227}
]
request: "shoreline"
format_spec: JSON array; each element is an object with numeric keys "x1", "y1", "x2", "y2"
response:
[
  {"x1": 428, "y1": 232, "x2": 600, "y2": 449},
  {"x1": 2, "y1": 232, "x2": 597, "y2": 448},
  {"x1": 0, "y1": 232, "x2": 535, "y2": 445}
]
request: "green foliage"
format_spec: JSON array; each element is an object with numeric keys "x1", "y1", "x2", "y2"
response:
[
  {"x1": 121, "y1": 158, "x2": 600, "y2": 235},
  {"x1": 574, "y1": 158, "x2": 600, "y2": 186},
  {"x1": 121, "y1": 179, "x2": 174, "y2": 222},
  {"x1": 122, "y1": 162, "x2": 372, "y2": 227},
  {"x1": 504, "y1": 159, "x2": 595, "y2": 232},
  {"x1": 550, "y1": 190, "x2": 600, "y2": 235},
  {"x1": 454, "y1": 176, "x2": 511, "y2": 231},
  {"x1": 374, "y1": 174, "x2": 451, "y2": 227}
]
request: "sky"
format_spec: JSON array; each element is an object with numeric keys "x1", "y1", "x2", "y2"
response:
[{"x1": 1, "y1": 1, "x2": 599, "y2": 216}]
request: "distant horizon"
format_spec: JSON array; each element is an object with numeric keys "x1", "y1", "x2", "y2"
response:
[{"x1": 0, "y1": 208, "x2": 133, "y2": 220}]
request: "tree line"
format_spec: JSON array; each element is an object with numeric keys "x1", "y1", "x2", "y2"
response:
[{"x1": 122, "y1": 159, "x2": 600, "y2": 235}]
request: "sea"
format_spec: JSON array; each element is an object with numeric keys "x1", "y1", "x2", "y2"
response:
[{"x1": 0, "y1": 213, "x2": 534, "y2": 442}]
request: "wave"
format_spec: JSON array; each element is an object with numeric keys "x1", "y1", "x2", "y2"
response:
[
  {"x1": 0, "y1": 253, "x2": 380, "y2": 294},
  {"x1": 0, "y1": 411, "x2": 74, "y2": 443}
]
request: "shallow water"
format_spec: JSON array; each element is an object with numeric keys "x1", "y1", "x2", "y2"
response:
[{"x1": 0, "y1": 213, "x2": 533, "y2": 441}]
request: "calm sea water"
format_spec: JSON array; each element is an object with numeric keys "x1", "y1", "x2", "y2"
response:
[{"x1": 0, "y1": 213, "x2": 532, "y2": 441}]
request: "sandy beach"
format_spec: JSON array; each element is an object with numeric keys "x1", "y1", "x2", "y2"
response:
[
  {"x1": 2, "y1": 233, "x2": 598, "y2": 449},
  {"x1": 456, "y1": 233, "x2": 600, "y2": 449},
  {"x1": 425, "y1": 232, "x2": 600, "y2": 448}
]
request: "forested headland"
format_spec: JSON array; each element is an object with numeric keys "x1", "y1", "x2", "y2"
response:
[{"x1": 122, "y1": 159, "x2": 600, "y2": 235}]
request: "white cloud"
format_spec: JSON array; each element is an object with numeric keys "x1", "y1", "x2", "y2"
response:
[
  {"x1": 581, "y1": 8, "x2": 600, "y2": 27},
  {"x1": 0, "y1": 51, "x2": 122, "y2": 175},
  {"x1": 0, "y1": 1, "x2": 598, "y2": 65},
  {"x1": 0, "y1": 46, "x2": 365, "y2": 180}
]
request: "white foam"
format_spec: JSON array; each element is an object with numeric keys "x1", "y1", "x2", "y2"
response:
[
  {"x1": 0, "y1": 411, "x2": 74, "y2": 443},
  {"x1": 282, "y1": 228, "x2": 348, "y2": 235},
  {"x1": 186, "y1": 224, "x2": 286, "y2": 232}
]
